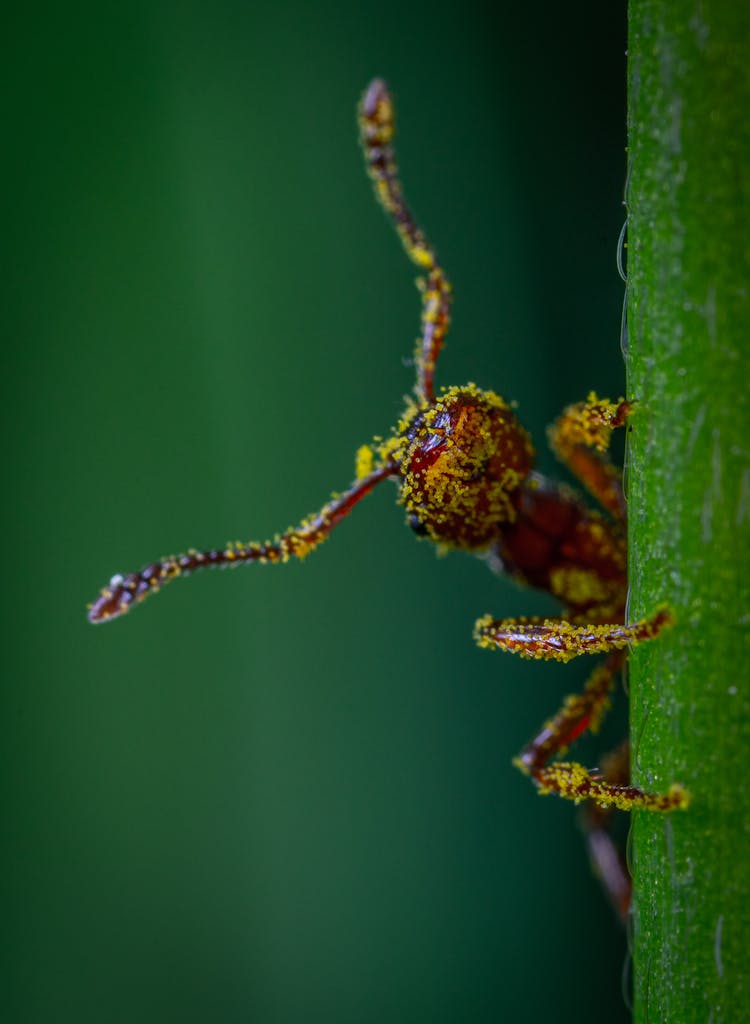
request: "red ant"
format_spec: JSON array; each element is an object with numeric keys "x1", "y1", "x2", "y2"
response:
[{"x1": 88, "y1": 79, "x2": 688, "y2": 916}]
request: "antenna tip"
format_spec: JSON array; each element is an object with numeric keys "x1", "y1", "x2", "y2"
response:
[
  {"x1": 87, "y1": 573, "x2": 140, "y2": 623},
  {"x1": 361, "y1": 78, "x2": 390, "y2": 118}
]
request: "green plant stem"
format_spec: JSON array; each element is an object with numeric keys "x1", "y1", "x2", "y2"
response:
[{"x1": 626, "y1": 2, "x2": 750, "y2": 1020}]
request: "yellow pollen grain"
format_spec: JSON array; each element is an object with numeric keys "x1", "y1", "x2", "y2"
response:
[
  {"x1": 355, "y1": 444, "x2": 375, "y2": 479},
  {"x1": 411, "y1": 246, "x2": 434, "y2": 268}
]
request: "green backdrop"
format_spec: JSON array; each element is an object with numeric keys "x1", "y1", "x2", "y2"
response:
[{"x1": 5, "y1": 2, "x2": 632, "y2": 1020}]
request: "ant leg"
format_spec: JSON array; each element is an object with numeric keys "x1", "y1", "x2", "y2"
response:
[
  {"x1": 516, "y1": 652, "x2": 623, "y2": 768},
  {"x1": 359, "y1": 79, "x2": 451, "y2": 404},
  {"x1": 548, "y1": 393, "x2": 632, "y2": 521},
  {"x1": 580, "y1": 741, "x2": 633, "y2": 920},
  {"x1": 473, "y1": 606, "x2": 674, "y2": 662},
  {"x1": 514, "y1": 654, "x2": 689, "y2": 813},
  {"x1": 88, "y1": 462, "x2": 397, "y2": 623}
]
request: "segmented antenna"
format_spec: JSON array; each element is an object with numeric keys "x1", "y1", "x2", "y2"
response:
[
  {"x1": 358, "y1": 79, "x2": 452, "y2": 404},
  {"x1": 88, "y1": 79, "x2": 453, "y2": 624},
  {"x1": 88, "y1": 465, "x2": 394, "y2": 622}
]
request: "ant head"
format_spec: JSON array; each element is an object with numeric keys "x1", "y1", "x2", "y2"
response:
[{"x1": 396, "y1": 384, "x2": 535, "y2": 549}]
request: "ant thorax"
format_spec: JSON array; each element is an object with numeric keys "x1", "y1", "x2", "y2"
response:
[{"x1": 395, "y1": 384, "x2": 535, "y2": 550}]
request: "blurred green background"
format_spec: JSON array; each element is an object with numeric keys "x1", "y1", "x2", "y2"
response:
[{"x1": 5, "y1": 2, "x2": 632, "y2": 1021}]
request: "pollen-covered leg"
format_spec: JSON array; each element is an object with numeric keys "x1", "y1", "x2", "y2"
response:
[
  {"x1": 578, "y1": 743, "x2": 688, "y2": 919},
  {"x1": 473, "y1": 606, "x2": 674, "y2": 663},
  {"x1": 548, "y1": 393, "x2": 632, "y2": 521},
  {"x1": 87, "y1": 463, "x2": 397, "y2": 623},
  {"x1": 528, "y1": 761, "x2": 690, "y2": 813},
  {"x1": 516, "y1": 653, "x2": 623, "y2": 772},
  {"x1": 513, "y1": 659, "x2": 690, "y2": 816},
  {"x1": 580, "y1": 741, "x2": 633, "y2": 920},
  {"x1": 358, "y1": 79, "x2": 451, "y2": 403}
]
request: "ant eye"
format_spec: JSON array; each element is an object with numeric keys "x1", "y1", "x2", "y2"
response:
[{"x1": 407, "y1": 512, "x2": 429, "y2": 537}]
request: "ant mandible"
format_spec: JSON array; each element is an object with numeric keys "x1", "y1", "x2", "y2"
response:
[{"x1": 89, "y1": 80, "x2": 688, "y2": 912}]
